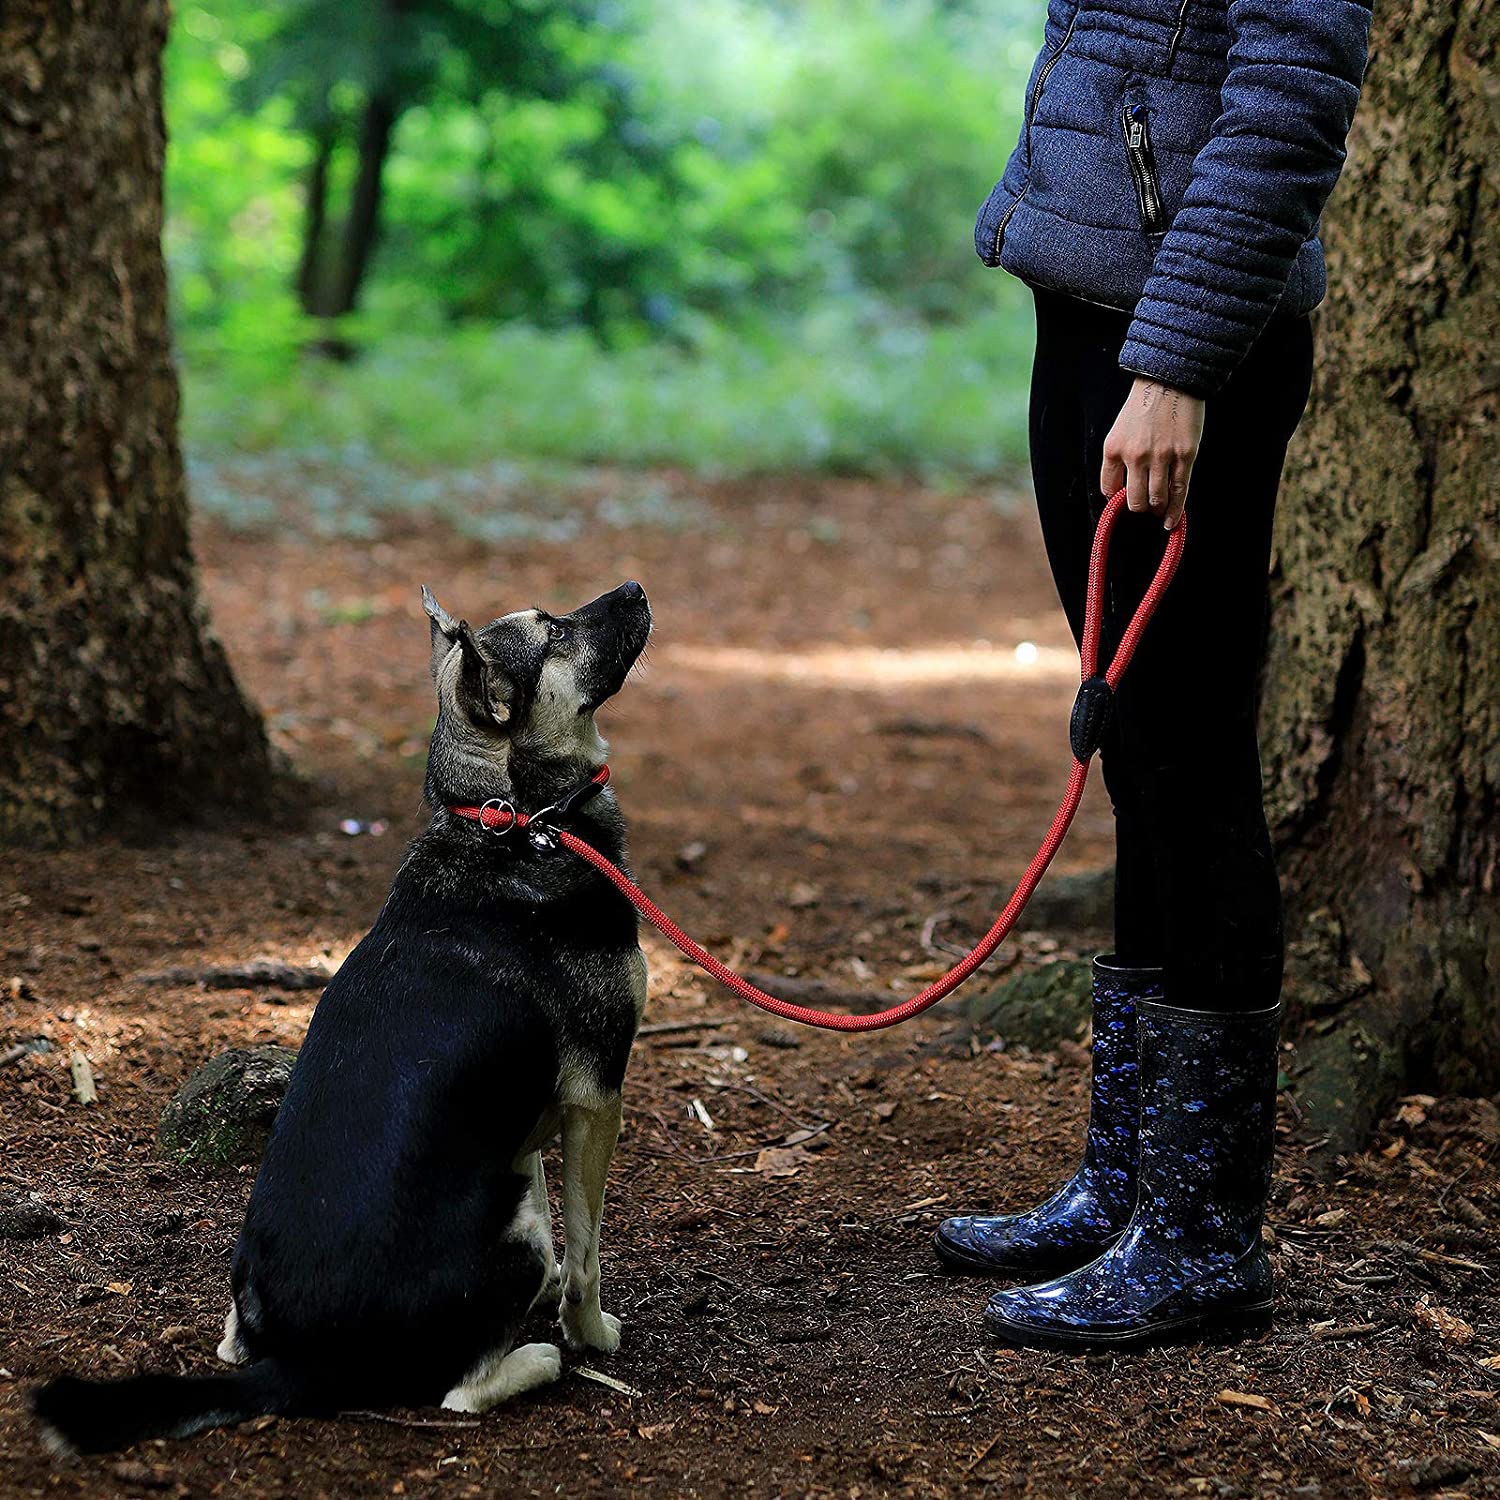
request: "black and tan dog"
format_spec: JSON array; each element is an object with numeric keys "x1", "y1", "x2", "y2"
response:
[{"x1": 34, "y1": 581, "x2": 652, "y2": 1452}]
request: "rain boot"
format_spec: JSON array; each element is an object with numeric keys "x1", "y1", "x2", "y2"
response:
[
  {"x1": 982, "y1": 999, "x2": 1280, "y2": 1349},
  {"x1": 933, "y1": 956, "x2": 1161, "y2": 1277}
]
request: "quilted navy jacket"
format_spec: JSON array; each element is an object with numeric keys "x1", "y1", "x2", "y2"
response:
[{"x1": 977, "y1": 0, "x2": 1372, "y2": 395}]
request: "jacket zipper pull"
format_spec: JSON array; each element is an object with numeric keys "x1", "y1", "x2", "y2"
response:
[{"x1": 1128, "y1": 116, "x2": 1145, "y2": 150}]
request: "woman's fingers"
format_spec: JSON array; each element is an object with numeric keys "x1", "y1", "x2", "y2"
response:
[
  {"x1": 1148, "y1": 460, "x2": 1171, "y2": 518},
  {"x1": 1103, "y1": 438, "x2": 1157, "y2": 515},
  {"x1": 1125, "y1": 453, "x2": 1152, "y2": 514},
  {"x1": 1165, "y1": 449, "x2": 1195, "y2": 531},
  {"x1": 1100, "y1": 442, "x2": 1127, "y2": 501}
]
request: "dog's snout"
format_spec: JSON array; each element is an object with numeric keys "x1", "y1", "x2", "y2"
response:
[{"x1": 618, "y1": 580, "x2": 646, "y2": 604}]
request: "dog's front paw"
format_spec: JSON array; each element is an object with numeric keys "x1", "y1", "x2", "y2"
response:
[
  {"x1": 592, "y1": 1311, "x2": 623, "y2": 1354},
  {"x1": 562, "y1": 1305, "x2": 622, "y2": 1355}
]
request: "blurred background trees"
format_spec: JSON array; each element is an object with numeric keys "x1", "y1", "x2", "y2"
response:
[
  {"x1": 167, "y1": 0, "x2": 1037, "y2": 472},
  {"x1": 239, "y1": 0, "x2": 648, "y2": 328}
]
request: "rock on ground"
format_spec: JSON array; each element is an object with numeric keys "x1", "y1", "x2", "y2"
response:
[
  {"x1": 953, "y1": 957, "x2": 1094, "y2": 1049},
  {"x1": 157, "y1": 1045, "x2": 297, "y2": 1167}
]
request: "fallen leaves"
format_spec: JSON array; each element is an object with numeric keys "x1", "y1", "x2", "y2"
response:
[
  {"x1": 75, "y1": 1281, "x2": 131, "y2": 1305},
  {"x1": 751, "y1": 1145, "x2": 818, "y2": 1178},
  {"x1": 1395, "y1": 1094, "x2": 1436, "y2": 1129},
  {"x1": 1310, "y1": 1321, "x2": 1381, "y2": 1341},
  {"x1": 1217, "y1": 1389, "x2": 1278, "y2": 1415}
]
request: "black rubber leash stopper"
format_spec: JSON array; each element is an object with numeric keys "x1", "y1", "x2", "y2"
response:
[{"x1": 1069, "y1": 675, "x2": 1114, "y2": 761}]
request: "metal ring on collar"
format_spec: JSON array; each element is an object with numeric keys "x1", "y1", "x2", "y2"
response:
[{"x1": 478, "y1": 797, "x2": 516, "y2": 834}]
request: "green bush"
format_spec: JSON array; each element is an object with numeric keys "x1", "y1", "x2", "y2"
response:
[{"x1": 166, "y1": 0, "x2": 1043, "y2": 479}]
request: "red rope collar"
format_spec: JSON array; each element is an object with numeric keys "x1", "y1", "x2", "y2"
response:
[
  {"x1": 447, "y1": 491, "x2": 1183, "y2": 1033},
  {"x1": 449, "y1": 764, "x2": 612, "y2": 835}
]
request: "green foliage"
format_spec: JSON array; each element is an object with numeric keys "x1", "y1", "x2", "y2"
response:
[
  {"x1": 166, "y1": 0, "x2": 1043, "y2": 478},
  {"x1": 183, "y1": 290, "x2": 1034, "y2": 482}
]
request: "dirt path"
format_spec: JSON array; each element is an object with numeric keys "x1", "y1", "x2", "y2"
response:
[{"x1": 2, "y1": 476, "x2": 1496, "y2": 1498}]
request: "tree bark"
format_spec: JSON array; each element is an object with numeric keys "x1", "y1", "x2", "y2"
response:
[
  {"x1": 324, "y1": 92, "x2": 398, "y2": 318},
  {"x1": 1262, "y1": 0, "x2": 1498, "y2": 1155},
  {"x1": 0, "y1": 0, "x2": 272, "y2": 845},
  {"x1": 295, "y1": 118, "x2": 336, "y2": 315}
]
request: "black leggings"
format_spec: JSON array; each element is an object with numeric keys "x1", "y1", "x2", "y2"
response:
[{"x1": 1029, "y1": 286, "x2": 1314, "y2": 1012}]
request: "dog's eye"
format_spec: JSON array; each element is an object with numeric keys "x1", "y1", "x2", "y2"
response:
[{"x1": 547, "y1": 621, "x2": 567, "y2": 644}]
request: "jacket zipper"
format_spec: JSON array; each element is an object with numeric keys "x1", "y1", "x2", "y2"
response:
[
  {"x1": 994, "y1": 9, "x2": 1080, "y2": 259},
  {"x1": 1165, "y1": 0, "x2": 1192, "y2": 73},
  {"x1": 1122, "y1": 103, "x2": 1167, "y2": 234}
]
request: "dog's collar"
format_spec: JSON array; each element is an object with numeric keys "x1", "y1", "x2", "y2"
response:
[{"x1": 447, "y1": 765, "x2": 610, "y2": 850}]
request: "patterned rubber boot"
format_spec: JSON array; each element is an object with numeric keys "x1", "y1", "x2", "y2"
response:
[
  {"x1": 933, "y1": 957, "x2": 1161, "y2": 1277},
  {"x1": 982, "y1": 999, "x2": 1281, "y2": 1349}
]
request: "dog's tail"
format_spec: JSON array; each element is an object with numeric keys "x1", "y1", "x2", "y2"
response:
[{"x1": 31, "y1": 1359, "x2": 301, "y2": 1455}]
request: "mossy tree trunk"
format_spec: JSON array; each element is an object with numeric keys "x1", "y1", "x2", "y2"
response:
[
  {"x1": 1263, "y1": 0, "x2": 1498, "y2": 1154},
  {"x1": 0, "y1": 0, "x2": 272, "y2": 845}
]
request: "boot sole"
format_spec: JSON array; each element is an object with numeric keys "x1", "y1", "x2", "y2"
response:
[
  {"x1": 983, "y1": 1301, "x2": 1273, "y2": 1352},
  {"x1": 932, "y1": 1229, "x2": 1118, "y2": 1280}
]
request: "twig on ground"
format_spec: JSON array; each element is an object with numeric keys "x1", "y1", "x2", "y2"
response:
[
  {"x1": 1, "y1": 1037, "x2": 52, "y2": 1068},
  {"x1": 342, "y1": 1410, "x2": 479, "y2": 1429},
  {"x1": 705, "y1": 1122, "x2": 833, "y2": 1164},
  {"x1": 638, "y1": 1018, "x2": 732, "y2": 1037},
  {"x1": 743, "y1": 973, "x2": 890, "y2": 1013},
  {"x1": 704, "y1": 1078, "x2": 826, "y2": 1134},
  {"x1": 575, "y1": 1367, "x2": 642, "y2": 1397},
  {"x1": 871, "y1": 1194, "x2": 948, "y2": 1222},
  {"x1": 962, "y1": 1431, "x2": 1003, "y2": 1473},
  {"x1": 136, "y1": 961, "x2": 331, "y2": 992},
  {"x1": 920, "y1": 911, "x2": 953, "y2": 957}
]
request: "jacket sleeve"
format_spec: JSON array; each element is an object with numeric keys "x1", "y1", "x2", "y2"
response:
[{"x1": 1116, "y1": 0, "x2": 1372, "y2": 397}]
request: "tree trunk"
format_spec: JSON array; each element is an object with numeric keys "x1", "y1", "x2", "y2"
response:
[
  {"x1": 1262, "y1": 0, "x2": 1498, "y2": 1155},
  {"x1": 324, "y1": 92, "x2": 398, "y2": 318},
  {"x1": 0, "y1": 0, "x2": 272, "y2": 845},
  {"x1": 295, "y1": 118, "x2": 336, "y2": 315}
]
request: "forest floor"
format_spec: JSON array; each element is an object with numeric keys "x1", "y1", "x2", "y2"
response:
[{"x1": 2, "y1": 472, "x2": 1498, "y2": 1498}]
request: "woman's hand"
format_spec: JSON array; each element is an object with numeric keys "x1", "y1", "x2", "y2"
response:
[{"x1": 1100, "y1": 377, "x2": 1205, "y2": 530}]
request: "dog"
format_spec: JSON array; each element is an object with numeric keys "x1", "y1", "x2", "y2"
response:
[{"x1": 33, "y1": 580, "x2": 653, "y2": 1453}]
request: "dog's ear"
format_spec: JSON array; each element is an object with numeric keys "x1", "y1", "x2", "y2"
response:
[
  {"x1": 421, "y1": 585, "x2": 462, "y2": 681},
  {"x1": 421, "y1": 587, "x2": 512, "y2": 729},
  {"x1": 452, "y1": 619, "x2": 513, "y2": 729}
]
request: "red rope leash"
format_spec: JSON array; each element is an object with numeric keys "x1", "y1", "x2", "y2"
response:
[{"x1": 460, "y1": 491, "x2": 1183, "y2": 1032}]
